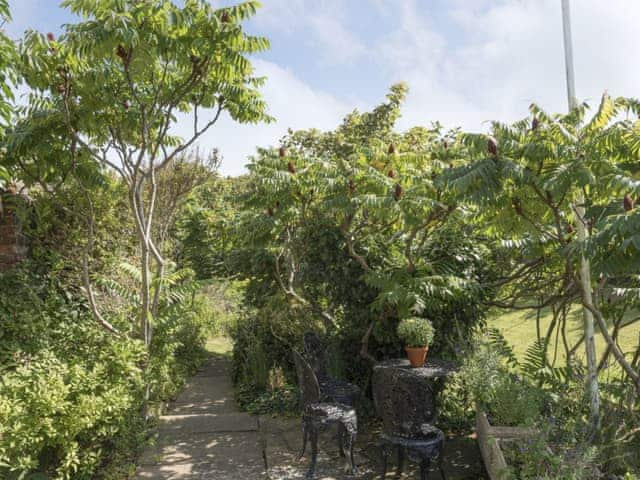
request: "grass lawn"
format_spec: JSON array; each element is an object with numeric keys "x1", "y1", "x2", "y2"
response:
[
  {"x1": 206, "y1": 336, "x2": 233, "y2": 356},
  {"x1": 488, "y1": 306, "x2": 640, "y2": 373}
]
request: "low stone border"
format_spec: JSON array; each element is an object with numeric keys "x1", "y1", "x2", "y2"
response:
[{"x1": 475, "y1": 404, "x2": 535, "y2": 480}]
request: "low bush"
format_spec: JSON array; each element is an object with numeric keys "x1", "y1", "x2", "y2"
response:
[{"x1": 0, "y1": 265, "x2": 213, "y2": 479}]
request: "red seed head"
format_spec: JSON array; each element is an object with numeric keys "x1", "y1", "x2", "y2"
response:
[
  {"x1": 624, "y1": 194, "x2": 634, "y2": 212},
  {"x1": 348, "y1": 179, "x2": 355, "y2": 194},
  {"x1": 532, "y1": 117, "x2": 539, "y2": 131},
  {"x1": 387, "y1": 170, "x2": 395, "y2": 178},
  {"x1": 116, "y1": 44, "x2": 128, "y2": 60},
  {"x1": 287, "y1": 161, "x2": 296, "y2": 174},
  {"x1": 487, "y1": 136, "x2": 498, "y2": 156},
  {"x1": 267, "y1": 207, "x2": 273, "y2": 217},
  {"x1": 394, "y1": 183, "x2": 403, "y2": 201},
  {"x1": 46, "y1": 32, "x2": 55, "y2": 42},
  {"x1": 566, "y1": 224, "x2": 574, "y2": 234},
  {"x1": 388, "y1": 143, "x2": 396, "y2": 155},
  {"x1": 443, "y1": 140, "x2": 448, "y2": 149},
  {"x1": 512, "y1": 197, "x2": 523, "y2": 215},
  {"x1": 221, "y1": 11, "x2": 231, "y2": 23},
  {"x1": 279, "y1": 146, "x2": 286, "y2": 158}
]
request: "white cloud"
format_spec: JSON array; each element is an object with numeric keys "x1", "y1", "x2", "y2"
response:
[
  {"x1": 253, "y1": 0, "x2": 367, "y2": 65},
  {"x1": 176, "y1": 59, "x2": 352, "y2": 176},
  {"x1": 373, "y1": 0, "x2": 640, "y2": 134}
]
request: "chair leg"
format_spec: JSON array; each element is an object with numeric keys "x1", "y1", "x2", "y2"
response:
[
  {"x1": 298, "y1": 421, "x2": 308, "y2": 460},
  {"x1": 337, "y1": 423, "x2": 346, "y2": 458},
  {"x1": 347, "y1": 431, "x2": 358, "y2": 475},
  {"x1": 380, "y1": 442, "x2": 391, "y2": 479},
  {"x1": 420, "y1": 457, "x2": 431, "y2": 480},
  {"x1": 395, "y1": 445, "x2": 405, "y2": 478},
  {"x1": 438, "y1": 453, "x2": 446, "y2": 480},
  {"x1": 306, "y1": 425, "x2": 318, "y2": 480},
  {"x1": 438, "y1": 435, "x2": 446, "y2": 479}
]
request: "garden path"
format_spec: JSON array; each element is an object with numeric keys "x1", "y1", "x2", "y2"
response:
[
  {"x1": 135, "y1": 353, "x2": 266, "y2": 479},
  {"x1": 135, "y1": 344, "x2": 486, "y2": 479}
]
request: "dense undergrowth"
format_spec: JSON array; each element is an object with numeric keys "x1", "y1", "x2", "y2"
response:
[{"x1": 0, "y1": 183, "x2": 215, "y2": 479}]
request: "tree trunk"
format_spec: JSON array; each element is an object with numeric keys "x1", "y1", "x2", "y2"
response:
[{"x1": 576, "y1": 195, "x2": 600, "y2": 431}]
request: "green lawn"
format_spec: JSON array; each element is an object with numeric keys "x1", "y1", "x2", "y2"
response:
[
  {"x1": 488, "y1": 306, "x2": 640, "y2": 373},
  {"x1": 206, "y1": 336, "x2": 233, "y2": 356}
]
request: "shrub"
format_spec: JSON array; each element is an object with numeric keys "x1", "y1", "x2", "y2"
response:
[
  {"x1": 397, "y1": 317, "x2": 435, "y2": 348},
  {"x1": 0, "y1": 264, "x2": 213, "y2": 479}
]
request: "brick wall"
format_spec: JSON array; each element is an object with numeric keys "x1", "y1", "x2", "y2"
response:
[{"x1": 0, "y1": 194, "x2": 27, "y2": 272}]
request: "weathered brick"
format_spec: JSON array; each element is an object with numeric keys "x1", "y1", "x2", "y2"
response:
[{"x1": 0, "y1": 225, "x2": 17, "y2": 242}]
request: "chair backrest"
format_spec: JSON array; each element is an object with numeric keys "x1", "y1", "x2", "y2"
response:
[
  {"x1": 303, "y1": 331, "x2": 329, "y2": 380},
  {"x1": 292, "y1": 349, "x2": 321, "y2": 408},
  {"x1": 372, "y1": 366, "x2": 437, "y2": 436}
]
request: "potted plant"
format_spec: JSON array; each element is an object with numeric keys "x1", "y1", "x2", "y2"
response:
[{"x1": 397, "y1": 317, "x2": 435, "y2": 367}]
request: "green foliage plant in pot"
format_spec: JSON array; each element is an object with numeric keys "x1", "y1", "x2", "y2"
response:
[{"x1": 397, "y1": 317, "x2": 435, "y2": 367}]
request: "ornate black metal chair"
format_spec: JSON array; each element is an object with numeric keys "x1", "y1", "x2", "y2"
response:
[
  {"x1": 293, "y1": 349, "x2": 358, "y2": 479},
  {"x1": 303, "y1": 332, "x2": 361, "y2": 406},
  {"x1": 372, "y1": 364, "x2": 446, "y2": 480}
]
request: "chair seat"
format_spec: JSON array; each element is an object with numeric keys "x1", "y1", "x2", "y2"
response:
[
  {"x1": 304, "y1": 402, "x2": 356, "y2": 421},
  {"x1": 381, "y1": 424, "x2": 443, "y2": 447},
  {"x1": 380, "y1": 425, "x2": 444, "y2": 462}
]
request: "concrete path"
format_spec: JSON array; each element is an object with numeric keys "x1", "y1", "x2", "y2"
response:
[{"x1": 136, "y1": 354, "x2": 266, "y2": 480}]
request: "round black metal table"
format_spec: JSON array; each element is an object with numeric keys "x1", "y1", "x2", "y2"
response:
[
  {"x1": 373, "y1": 358, "x2": 457, "y2": 424},
  {"x1": 372, "y1": 358, "x2": 457, "y2": 480}
]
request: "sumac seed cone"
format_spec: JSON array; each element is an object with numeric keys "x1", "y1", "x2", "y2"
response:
[
  {"x1": 348, "y1": 179, "x2": 355, "y2": 194},
  {"x1": 388, "y1": 144, "x2": 396, "y2": 155},
  {"x1": 567, "y1": 224, "x2": 574, "y2": 234},
  {"x1": 532, "y1": 117, "x2": 539, "y2": 130},
  {"x1": 512, "y1": 197, "x2": 523, "y2": 215},
  {"x1": 287, "y1": 161, "x2": 296, "y2": 174},
  {"x1": 394, "y1": 183, "x2": 403, "y2": 201},
  {"x1": 279, "y1": 146, "x2": 286, "y2": 157},
  {"x1": 221, "y1": 11, "x2": 231, "y2": 23},
  {"x1": 624, "y1": 194, "x2": 634, "y2": 211},
  {"x1": 116, "y1": 44, "x2": 127, "y2": 59},
  {"x1": 46, "y1": 32, "x2": 55, "y2": 42},
  {"x1": 388, "y1": 170, "x2": 395, "y2": 178},
  {"x1": 487, "y1": 136, "x2": 498, "y2": 156},
  {"x1": 267, "y1": 207, "x2": 273, "y2": 217},
  {"x1": 443, "y1": 140, "x2": 448, "y2": 149}
]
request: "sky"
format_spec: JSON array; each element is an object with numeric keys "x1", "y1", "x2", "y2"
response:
[{"x1": 5, "y1": 0, "x2": 640, "y2": 176}]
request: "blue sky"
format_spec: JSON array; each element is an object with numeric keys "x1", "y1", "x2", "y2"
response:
[{"x1": 6, "y1": 1, "x2": 640, "y2": 175}]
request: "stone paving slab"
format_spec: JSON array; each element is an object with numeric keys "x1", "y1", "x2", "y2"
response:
[
  {"x1": 140, "y1": 431, "x2": 262, "y2": 466},
  {"x1": 136, "y1": 456, "x2": 265, "y2": 480},
  {"x1": 174, "y1": 377, "x2": 234, "y2": 402},
  {"x1": 158, "y1": 412, "x2": 258, "y2": 435},
  {"x1": 171, "y1": 378, "x2": 237, "y2": 414}
]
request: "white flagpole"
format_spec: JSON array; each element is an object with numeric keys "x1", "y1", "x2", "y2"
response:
[{"x1": 560, "y1": 0, "x2": 600, "y2": 429}]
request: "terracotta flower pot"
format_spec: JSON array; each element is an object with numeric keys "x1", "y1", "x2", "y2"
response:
[{"x1": 405, "y1": 346, "x2": 428, "y2": 368}]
